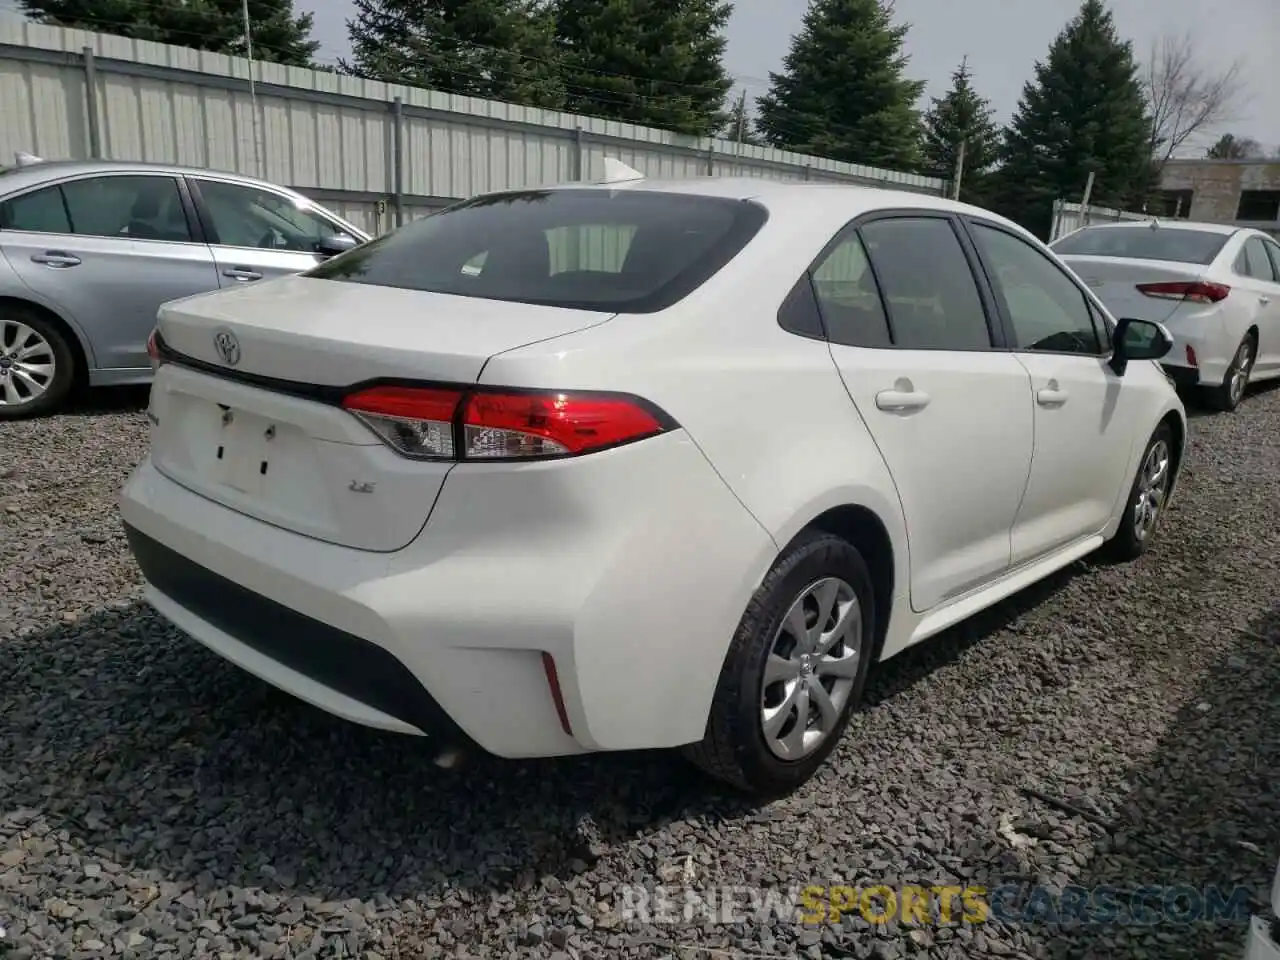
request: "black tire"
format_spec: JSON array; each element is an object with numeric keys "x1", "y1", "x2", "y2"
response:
[
  {"x1": 1203, "y1": 334, "x2": 1255, "y2": 412},
  {"x1": 0, "y1": 303, "x2": 76, "y2": 420},
  {"x1": 683, "y1": 530, "x2": 877, "y2": 796},
  {"x1": 1103, "y1": 421, "x2": 1176, "y2": 562}
]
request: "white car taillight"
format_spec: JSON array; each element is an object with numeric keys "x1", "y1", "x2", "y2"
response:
[{"x1": 340, "y1": 384, "x2": 673, "y2": 461}]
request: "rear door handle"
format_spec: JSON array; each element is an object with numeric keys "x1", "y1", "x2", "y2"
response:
[
  {"x1": 31, "y1": 251, "x2": 81, "y2": 267},
  {"x1": 222, "y1": 268, "x2": 263, "y2": 282},
  {"x1": 1037, "y1": 387, "x2": 1069, "y2": 407},
  {"x1": 875, "y1": 389, "x2": 931, "y2": 412},
  {"x1": 1260, "y1": 295, "x2": 1272, "y2": 305}
]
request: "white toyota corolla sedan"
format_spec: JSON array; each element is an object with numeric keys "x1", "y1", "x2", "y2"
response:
[{"x1": 120, "y1": 173, "x2": 1187, "y2": 795}]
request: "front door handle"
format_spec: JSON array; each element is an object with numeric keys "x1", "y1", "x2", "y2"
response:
[
  {"x1": 1260, "y1": 295, "x2": 1272, "y2": 306},
  {"x1": 222, "y1": 268, "x2": 263, "y2": 282},
  {"x1": 875, "y1": 389, "x2": 931, "y2": 412},
  {"x1": 31, "y1": 251, "x2": 81, "y2": 268},
  {"x1": 1037, "y1": 385, "x2": 1069, "y2": 406}
]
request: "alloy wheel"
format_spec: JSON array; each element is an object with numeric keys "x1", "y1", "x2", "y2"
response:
[
  {"x1": 0, "y1": 319, "x2": 56, "y2": 408},
  {"x1": 760, "y1": 577, "x2": 863, "y2": 761},
  {"x1": 1132, "y1": 439, "x2": 1171, "y2": 542},
  {"x1": 1229, "y1": 340, "x2": 1253, "y2": 406}
]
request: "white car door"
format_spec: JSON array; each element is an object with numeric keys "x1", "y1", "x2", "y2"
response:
[
  {"x1": 966, "y1": 218, "x2": 1144, "y2": 564},
  {"x1": 1236, "y1": 235, "x2": 1280, "y2": 378},
  {"x1": 818, "y1": 213, "x2": 1035, "y2": 613}
]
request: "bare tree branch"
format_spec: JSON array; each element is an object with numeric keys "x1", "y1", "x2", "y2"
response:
[{"x1": 1142, "y1": 29, "x2": 1250, "y2": 168}]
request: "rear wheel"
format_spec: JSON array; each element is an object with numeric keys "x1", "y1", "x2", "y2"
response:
[
  {"x1": 683, "y1": 531, "x2": 876, "y2": 796},
  {"x1": 1103, "y1": 422, "x2": 1175, "y2": 562},
  {"x1": 1204, "y1": 335, "x2": 1254, "y2": 412},
  {"x1": 0, "y1": 305, "x2": 75, "y2": 419}
]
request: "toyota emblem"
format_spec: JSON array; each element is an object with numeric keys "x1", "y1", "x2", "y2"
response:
[{"x1": 213, "y1": 329, "x2": 241, "y2": 366}]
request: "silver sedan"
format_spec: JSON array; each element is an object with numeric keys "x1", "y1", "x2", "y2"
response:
[{"x1": 0, "y1": 158, "x2": 369, "y2": 417}]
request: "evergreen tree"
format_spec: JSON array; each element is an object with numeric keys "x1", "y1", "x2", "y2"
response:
[
  {"x1": 755, "y1": 0, "x2": 925, "y2": 169},
  {"x1": 919, "y1": 58, "x2": 998, "y2": 204},
  {"x1": 17, "y1": 0, "x2": 319, "y2": 66},
  {"x1": 992, "y1": 0, "x2": 1154, "y2": 239},
  {"x1": 553, "y1": 0, "x2": 733, "y2": 136},
  {"x1": 343, "y1": 0, "x2": 565, "y2": 110}
]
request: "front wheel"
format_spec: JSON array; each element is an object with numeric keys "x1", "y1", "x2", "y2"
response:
[
  {"x1": 1103, "y1": 423, "x2": 1175, "y2": 562},
  {"x1": 683, "y1": 531, "x2": 876, "y2": 796}
]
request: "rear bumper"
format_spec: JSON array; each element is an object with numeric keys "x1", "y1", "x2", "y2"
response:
[
  {"x1": 1247, "y1": 916, "x2": 1280, "y2": 960},
  {"x1": 119, "y1": 431, "x2": 776, "y2": 758},
  {"x1": 1160, "y1": 363, "x2": 1202, "y2": 389},
  {"x1": 1160, "y1": 310, "x2": 1234, "y2": 388}
]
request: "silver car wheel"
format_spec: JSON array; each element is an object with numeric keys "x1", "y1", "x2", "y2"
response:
[
  {"x1": 0, "y1": 319, "x2": 56, "y2": 407},
  {"x1": 760, "y1": 576, "x2": 862, "y2": 761},
  {"x1": 1229, "y1": 339, "x2": 1253, "y2": 406},
  {"x1": 1132, "y1": 438, "x2": 1171, "y2": 542}
]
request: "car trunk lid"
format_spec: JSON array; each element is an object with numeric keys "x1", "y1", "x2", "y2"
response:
[
  {"x1": 1059, "y1": 255, "x2": 1214, "y2": 325},
  {"x1": 148, "y1": 275, "x2": 613, "y2": 552}
]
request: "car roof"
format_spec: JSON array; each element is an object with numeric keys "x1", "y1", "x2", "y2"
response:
[
  {"x1": 486, "y1": 175, "x2": 1032, "y2": 236},
  {"x1": 0, "y1": 158, "x2": 302, "y2": 195},
  {"x1": 1065, "y1": 219, "x2": 1242, "y2": 237}
]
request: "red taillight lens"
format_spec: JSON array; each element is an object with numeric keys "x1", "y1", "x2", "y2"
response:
[
  {"x1": 341, "y1": 385, "x2": 463, "y2": 460},
  {"x1": 462, "y1": 391, "x2": 664, "y2": 458},
  {"x1": 340, "y1": 385, "x2": 670, "y2": 461},
  {"x1": 1136, "y1": 281, "x2": 1230, "y2": 304},
  {"x1": 146, "y1": 329, "x2": 164, "y2": 370}
]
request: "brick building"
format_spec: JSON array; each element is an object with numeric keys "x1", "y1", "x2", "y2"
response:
[{"x1": 1155, "y1": 158, "x2": 1280, "y2": 236}]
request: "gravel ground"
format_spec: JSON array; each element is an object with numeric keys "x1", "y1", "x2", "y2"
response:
[{"x1": 1, "y1": 383, "x2": 1278, "y2": 960}]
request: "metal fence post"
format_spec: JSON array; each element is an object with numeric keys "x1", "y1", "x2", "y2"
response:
[
  {"x1": 574, "y1": 126, "x2": 585, "y2": 181},
  {"x1": 391, "y1": 96, "x2": 404, "y2": 228},
  {"x1": 82, "y1": 46, "x2": 102, "y2": 159},
  {"x1": 706, "y1": 140, "x2": 715, "y2": 176}
]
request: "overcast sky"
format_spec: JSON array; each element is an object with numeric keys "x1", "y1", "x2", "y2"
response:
[{"x1": 293, "y1": 0, "x2": 1280, "y2": 152}]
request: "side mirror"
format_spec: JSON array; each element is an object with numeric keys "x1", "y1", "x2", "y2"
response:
[
  {"x1": 1110, "y1": 317, "x2": 1173, "y2": 376},
  {"x1": 316, "y1": 233, "x2": 359, "y2": 258}
]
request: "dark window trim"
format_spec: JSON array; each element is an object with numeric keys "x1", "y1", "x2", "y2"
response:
[
  {"x1": 959, "y1": 215, "x2": 1112, "y2": 360},
  {"x1": 780, "y1": 207, "x2": 1006, "y2": 352}
]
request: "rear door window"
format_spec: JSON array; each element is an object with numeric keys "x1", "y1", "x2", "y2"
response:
[
  {"x1": 306, "y1": 189, "x2": 768, "y2": 314},
  {"x1": 1237, "y1": 236, "x2": 1279, "y2": 282},
  {"x1": 858, "y1": 217, "x2": 993, "y2": 350}
]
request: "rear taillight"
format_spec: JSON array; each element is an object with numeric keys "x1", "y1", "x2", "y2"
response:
[
  {"x1": 1136, "y1": 281, "x2": 1230, "y2": 304},
  {"x1": 339, "y1": 385, "x2": 672, "y2": 461},
  {"x1": 146, "y1": 329, "x2": 164, "y2": 371}
]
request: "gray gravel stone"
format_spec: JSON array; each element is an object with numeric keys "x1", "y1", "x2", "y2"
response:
[{"x1": 1, "y1": 384, "x2": 1277, "y2": 959}]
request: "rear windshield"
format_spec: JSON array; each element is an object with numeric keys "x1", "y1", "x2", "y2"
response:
[
  {"x1": 306, "y1": 188, "x2": 768, "y2": 313},
  {"x1": 1051, "y1": 226, "x2": 1229, "y2": 265}
]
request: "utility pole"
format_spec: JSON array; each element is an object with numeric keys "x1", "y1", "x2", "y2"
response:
[
  {"x1": 735, "y1": 89, "x2": 747, "y2": 145},
  {"x1": 950, "y1": 56, "x2": 969, "y2": 201},
  {"x1": 951, "y1": 138, "x2": 966, "y2": 201},
  {"x1": 242, "y1": 0, "x2": 264, "y2": 177},
  {"x1": 1080, "y1": 170, "x2": 1096, "y2": 226}
]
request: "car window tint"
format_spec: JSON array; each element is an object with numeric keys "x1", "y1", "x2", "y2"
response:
[
  {"x1": 307, "y1": 189, "x2": 768, "y2": 314},
  {"x1": 0, "y1": 185, "x2": 72, "y2": 233},
  {"x1": 60, "y1": 176, "x2": 192, "y2": 242},
  {"x1": 858, "y1": 217, "x2": 991, "y2": 350},
  {"x1": 809, "y1": 232, "x2": 891, "y2": 347},
  {"x1": 199, "y1": 180, "x2": 346, "y2": 252},
  {"x1": 1239, "y1": 237, "x2": 1278, "y2": 282},
  {"x1": 972, "y1": 223, "x2": 1102, "y2": 355},
  {"x1": 777, "y1": 273, "x2": 826, "y2": 339}
]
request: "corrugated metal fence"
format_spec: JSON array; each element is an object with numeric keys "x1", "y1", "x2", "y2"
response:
[
  {"x1": 0, "y1": 18, "x2": 947, "y2": 236},
  {"x1": 1050, "y1": 199, "x2": 1152, "y2": 242}
]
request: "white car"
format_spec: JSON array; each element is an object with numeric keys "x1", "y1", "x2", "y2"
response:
[
  {"x1": 119, "y1": 174, "x2": 1187, "y2": 795},
  {"x1": 1052, "y1": 220, "x2": 1280, "y2": 411}
]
